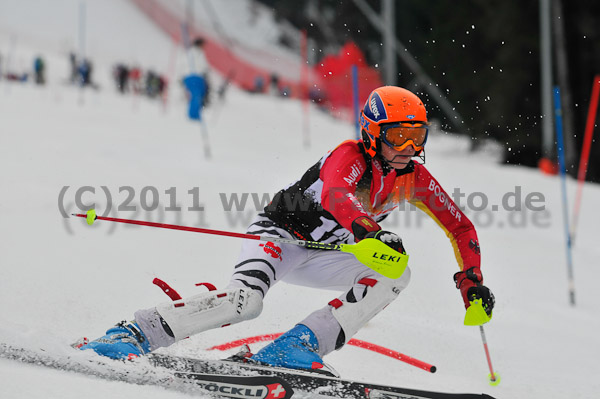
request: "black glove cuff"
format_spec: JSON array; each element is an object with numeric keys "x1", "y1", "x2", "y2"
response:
[
  {"x1": 467, "y1": 285, "x2": 495, "y2": 316},
  {"x1": 351, "y1": 216, "x2": 381, "y2": 241}
]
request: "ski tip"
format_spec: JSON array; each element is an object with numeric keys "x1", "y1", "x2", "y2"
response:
[
  {"x1": 488, "y1": 372, "x2": 501, "y2": 386},
  {"x1": 71, "y1": 337, "x2": 89, "y2": 349},
  {"x1": 311, "y1": 362, "x2": 324, "y2": 369},
  {"x1": 86, "y1": 209, "x2": 97, "y2": 225}
]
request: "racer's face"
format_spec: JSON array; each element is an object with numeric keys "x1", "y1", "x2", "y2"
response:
[{"x1": 380, "y1": 143, "x2": 416, "y2": 169}]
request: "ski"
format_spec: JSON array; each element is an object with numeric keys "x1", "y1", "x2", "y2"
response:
[
  {"x1": 0, "y1": 343, "x2": 495, "y2": 399},
  {"x1": 0, "y1": 342, "x2": 293, "y2": 398},
  {"x1": 171, "y1": 373, "x2": 294, "y2": 399},
  {"x1": 149, "y1": 353, "x2": 497, "y2": 399}
]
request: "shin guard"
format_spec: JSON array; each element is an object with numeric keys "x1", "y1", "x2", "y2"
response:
[
  {"x1": 139, "y1": 288, "x2": 262, "y2": 343},
  {"x1": 301, "y1": 269, "x2": 411, "y2": 357},
  {"x1": 331, "y1": 270, "x2": 410, "y2": 342}
]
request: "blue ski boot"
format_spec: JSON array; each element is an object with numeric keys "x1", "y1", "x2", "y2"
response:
[
  {"x1": 81, "y1": 321, "x2": 151, "y2": 360},
  {"x1": 250, "y1": 324, "x2": 332, "y2": 374}
]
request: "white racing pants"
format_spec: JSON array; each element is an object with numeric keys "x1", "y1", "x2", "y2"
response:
[{"x1": 137, "y1": 216, "x2": 410, "y2": 355}]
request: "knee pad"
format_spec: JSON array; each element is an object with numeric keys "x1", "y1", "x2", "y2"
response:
[
  {"x1": 331, "y1": 268, "x2": 411, "y2": 344},
  {"x1": 151, "y1": 288, "x2": 263, "y2": 341}
]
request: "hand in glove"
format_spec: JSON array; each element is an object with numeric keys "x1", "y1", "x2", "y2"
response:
[
  {"x1": 364, "y1": 230, "x2": 406, "y2": 254},
  {"x1": 351, "y1": 216, "x2": 381, "y2": 241},
  {"x1": 351, "y1": 216, "x2": 405, "y2": 254},
  {"x1": 453, "y1": 267, "x2": 495, "y2": 316}
]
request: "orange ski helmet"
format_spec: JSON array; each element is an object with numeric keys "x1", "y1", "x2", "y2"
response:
[{"x1": 359, "y1": 86, "x2": 429, "y2": 158}]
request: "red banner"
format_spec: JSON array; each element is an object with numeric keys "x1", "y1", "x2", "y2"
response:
[{"x1": 129, "y1": 0, "x2": 382, "y2": 117}]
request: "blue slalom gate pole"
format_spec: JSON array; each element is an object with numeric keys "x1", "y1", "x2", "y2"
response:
[
  {"x1": 352, "y1": 65, "x2": 360, "y2": 140},
  {"x1": 553, "y1": 86, "x2": 576, "y2": 306}
]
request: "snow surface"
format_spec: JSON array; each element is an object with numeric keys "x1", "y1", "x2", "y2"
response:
[{"x1": 1, "y1": 1, "x2": 600, "y2": 398}]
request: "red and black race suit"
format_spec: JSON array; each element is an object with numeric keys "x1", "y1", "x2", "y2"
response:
[{"x1": 262, "y1": 140, "x2": 480, "y2": 271}]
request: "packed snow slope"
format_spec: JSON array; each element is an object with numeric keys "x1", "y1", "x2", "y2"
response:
[{"x1": 1, "y1": 1, "x2": 600, "y2": 398}]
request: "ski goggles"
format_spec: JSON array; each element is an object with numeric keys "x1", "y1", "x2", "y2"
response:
[{"x1": 381, "y1": 123, "x2": 429, "y2": 151}]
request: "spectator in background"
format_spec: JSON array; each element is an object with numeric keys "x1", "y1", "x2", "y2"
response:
[
  {"x1": 33, "y1": 56, "x2": 46, "y2": 85},
  {"x1": 114, "y1": 63, "x2": 129, "y2": 93},
  {"x1": 146, "y1": 70, "x2": 162, "y2": 98},
  {"x1": 157, "y1": 75, "x2": 167, "y2": 98},
  {"x1": 183, "y1": 37, "x2": 211, "y2": 107},
  {"x1": 268, "y1": 73, "x2": 290, "y2": 97},
  {"x1": 269, "y1": 73, "x2": 280, "y2": 95},
  {"x1": 78, "y1": 58, "x2": 93, "y2": 87},
  {"x1": 251, "y1": 75, "x2": 265, "y2": 93},
  {"x1": 143, "y1": 70, "x2": 167, "y2": 99},
  {"x1": 182, "y1": 37, "x2": 211, "y2": 120}
]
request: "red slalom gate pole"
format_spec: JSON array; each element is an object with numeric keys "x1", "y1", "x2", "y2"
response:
[
  {"x1": 208, "y1": 333, "x2": 436, "y2": 373},
  {"x1": 572, "y1": 75, "x2": 600, "y2": 241},
  {"x1": 300, "y1": 29, "x2": 310, "y2": 149},
  {"x1": 347, "y1": 338, "x2": 436, "y2": 373}
]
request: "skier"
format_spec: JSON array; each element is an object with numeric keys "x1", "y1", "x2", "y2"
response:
[{"x1": 82, "y1": 86, "x2": 495, "y2": 372}]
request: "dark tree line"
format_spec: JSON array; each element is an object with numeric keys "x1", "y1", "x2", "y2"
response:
[{"x1": 259, "y1": 0, "x2": 600, "y2": 182}]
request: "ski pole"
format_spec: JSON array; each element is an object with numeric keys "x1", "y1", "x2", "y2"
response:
[
  {"x1": 72, "y1": 209, "x2": 409, "y2": 279},
  {"x1": 478, "y1": 325, "x2": 500, "y2": 386}
]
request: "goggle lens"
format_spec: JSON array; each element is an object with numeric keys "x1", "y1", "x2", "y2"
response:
[{"x1": 382, "y1": 124, "x2": 428, "y2": 150}]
